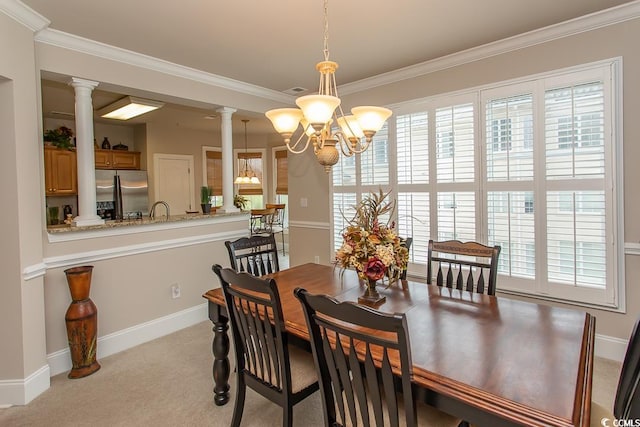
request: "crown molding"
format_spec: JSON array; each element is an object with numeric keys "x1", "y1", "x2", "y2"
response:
[
  {"x1": 0, "y1": 0, "x2": 49, "y2": 31},
  {"x1": 7, "y1": 0, "x2": 640, "y2": 101},
  {"x1": 34, "y1": 27, "x2": 295, "y2": 104},
  {"x1": 339, "y1": 0, "x2": 640, "y2": 95}
]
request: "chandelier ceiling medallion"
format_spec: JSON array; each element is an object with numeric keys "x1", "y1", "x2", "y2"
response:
[
  {"x1": 265, "y1": 0, "x2": 392, "y2": 172},
  {"x1": 234, "y1": 119, "x2": 260, "y2": 185}
]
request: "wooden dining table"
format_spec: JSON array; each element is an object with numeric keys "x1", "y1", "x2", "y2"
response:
[{"x1": 203, "y1": 263, "x2": 595, "y2": 427}]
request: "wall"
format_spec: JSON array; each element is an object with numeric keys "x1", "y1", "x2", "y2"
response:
[
  {"x1": 0, "y1": 11, "x2": 49, "y2": 403},
  {"x1": 42, "y1": 218, "x2": 247, "y2": 356},
  {"x1": 295, "y1": 17, "x2": 640, "y2": 341}
]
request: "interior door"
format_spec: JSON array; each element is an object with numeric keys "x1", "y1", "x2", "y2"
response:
[{"x1": 153, "y1": 154, "x2": 195, "y2": 214}]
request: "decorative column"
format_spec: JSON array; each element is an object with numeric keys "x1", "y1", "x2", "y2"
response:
[
  {"x1": 216, "y1": 107, "x2": 239, "y2": 213},
  {"x1": 70, "y1": 77, "x2": 104, "y2": 226}
]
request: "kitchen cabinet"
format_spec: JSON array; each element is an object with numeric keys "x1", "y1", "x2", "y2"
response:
[
  {"x1": 44, "y1": 146, "x2": 77, "y2": 195},
  {"x1": 95, "y1": 149, "x2": 141, "y2": 170}
]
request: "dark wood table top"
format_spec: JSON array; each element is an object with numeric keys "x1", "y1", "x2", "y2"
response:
[{"x1": 204, "y1": 262, "x2": 595, "y2": 427}]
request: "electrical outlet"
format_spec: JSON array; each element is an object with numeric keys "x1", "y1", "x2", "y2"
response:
[
  {"x1": 171, "y1": 284, "x2": 181, "y2": 299},
  {"x1": 314, "y1": 256, "x2": 320, "y2": 264}
]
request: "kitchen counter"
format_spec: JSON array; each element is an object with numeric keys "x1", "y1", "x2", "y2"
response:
[{"x1": 47, "y1": 211, "x2": 249, "y2": 235}]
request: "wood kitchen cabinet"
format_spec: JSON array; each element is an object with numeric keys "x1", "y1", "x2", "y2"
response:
[
  {"x1": 44, "y1": 146, "x2": 77, "y2": 196},
  {"x1": 94, "y1": 149, "x2": 141, "y2": 170}
]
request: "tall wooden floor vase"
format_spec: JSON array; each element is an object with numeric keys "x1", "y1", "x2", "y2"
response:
[{"x1": 64, "y1": 265, "x2": 101, "y2": 379}]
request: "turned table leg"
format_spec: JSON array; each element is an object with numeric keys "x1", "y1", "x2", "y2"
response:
[{"x1": 209, "y1": 302, "x2": 230, "y2": 406}]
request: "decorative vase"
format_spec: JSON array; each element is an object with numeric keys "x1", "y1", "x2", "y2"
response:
[
  {"x1": 64, "y1": 266, "x2": 101, "y2": 379},
  {"x1": 201, "y1": 203, "x2": 212, "y2": 214},
  {"x1": 358, "y1": 278, "x2": 386, "y2": 306}
]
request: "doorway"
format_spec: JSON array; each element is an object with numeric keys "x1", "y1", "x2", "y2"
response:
[{"x1": 153, "y1": 153, "x2": 195, "y2": 214}]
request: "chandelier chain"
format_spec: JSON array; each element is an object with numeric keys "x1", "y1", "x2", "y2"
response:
[{"x1": 323, "y1": 0, "x2": 330, "y2": 61}]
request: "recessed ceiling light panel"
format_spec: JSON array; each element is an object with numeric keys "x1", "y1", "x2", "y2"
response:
[{"x1": 98, "y1": 96, "x2": 164, "y2": 120}]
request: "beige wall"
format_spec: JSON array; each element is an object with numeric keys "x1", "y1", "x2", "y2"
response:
[
  {"x1": 295, "y1": 17, "x2": 640, "y2": 340},
  {"x1": 42, "y1": 219, "x2": 246, "y2": 354},
  {"x1": 0, "y1": 12, "x2": 48, "y2": 381}
]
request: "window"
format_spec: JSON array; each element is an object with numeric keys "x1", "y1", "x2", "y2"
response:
[
  {"x1": 330, "y1": 60, "x2": 621, "y2": 309},
  {"x1": 235, "y1": 149, "x2": 265, "y2": 209},
  {"x1": 273, "y1": 147, "x2": 289, "y2": 226},
  {"x1": 203, "y1": 147, "x2": 223, "y2": 206}
]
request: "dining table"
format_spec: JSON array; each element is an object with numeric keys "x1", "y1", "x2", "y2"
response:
[{"x1": 203, "y1": 262, "x2": 595, "y2": 427}]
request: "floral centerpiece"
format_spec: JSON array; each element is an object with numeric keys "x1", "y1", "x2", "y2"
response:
[{"x1": 335, "y1": 189, "x2": 409, "y2": 305}]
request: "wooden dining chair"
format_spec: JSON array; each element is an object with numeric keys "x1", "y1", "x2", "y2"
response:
[
  {"x1": 294, "y1": 288, "x2": 460, "y2": 427},
  {"x1": 591, "y1": 317, "x2": 640, "y2": 425},
  {"x1": 266, "y1": 203, "x2": 286, "y2": 255},
  {"x1": 399, "y1": 237, "x2": 413, "y2": 281},
  {"x1": 225, "y1": 234, "x2": 279, "y2": 276},
  {"x1": 250, "y1": 207, "x2": 276, "y2": 235},
  {"x1": 427, "y1": 239, "x2": 501, "y2": 295},
  {"x1": 212, "y1": 265, "x2": 319, "y2": 427}
]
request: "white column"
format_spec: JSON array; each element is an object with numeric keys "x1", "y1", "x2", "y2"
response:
[
  {"x1": 70, "y1": 77, "x2": 104, "y2": 226},
  {"x1": 217, "y1": 107, "x2": 239, "y2": 213}
]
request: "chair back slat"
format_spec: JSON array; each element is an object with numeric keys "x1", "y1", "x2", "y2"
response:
[
  {"x1": 427, "y1": 240, "x2": 501, "y2": 296},
  {"x1": 225, "y1": 234, "x2": 279, "y2": 277},
  {"x1": 295, "y1": 288, "x2": 415, "y2": 427}
]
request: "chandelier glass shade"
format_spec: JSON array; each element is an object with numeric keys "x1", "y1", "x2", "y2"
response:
[
  {"x1": 265, "y1": 0, "x2": 392, "y2": 172},
  {"x1": 234, "y1": 119, "x2": 260, "y2": 185}
]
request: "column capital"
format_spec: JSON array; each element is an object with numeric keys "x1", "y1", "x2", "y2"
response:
[
  {"x1": 69, "y1": 77, "x2": 99, "y2": 90},
  {"x1": 216, "y1": 107, "x2": 237, "y2": 116}
]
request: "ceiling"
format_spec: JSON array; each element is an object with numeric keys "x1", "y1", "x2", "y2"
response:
[{"x1": 25, "y1": 0, "x2": 635, "y2": 133}]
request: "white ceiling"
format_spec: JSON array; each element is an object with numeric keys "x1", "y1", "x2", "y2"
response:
[{"x1": 24, "y1": 0, "x2": 635, "y2": 133}]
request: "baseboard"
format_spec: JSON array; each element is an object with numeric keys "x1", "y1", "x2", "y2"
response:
[
  {"x1": 47, "y1": 302, "x2": 208, "y2": 377},
  {"x1": 0, "y1": 364, "x2": 50, "y2": 406},
  {"x1": 595, "y1": 333, "x2": 628, "y2": 363}
]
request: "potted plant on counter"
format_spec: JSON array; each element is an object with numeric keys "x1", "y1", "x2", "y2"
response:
[
  {"x1": 234, "y1": 194, "x2": 248, "y2": 210},
  {"x1": 43, "y1": 126, "x2": 74, "y2": 150},
  {"x1": 200, "y1": 186, "x2": 213, "y2": 214}
]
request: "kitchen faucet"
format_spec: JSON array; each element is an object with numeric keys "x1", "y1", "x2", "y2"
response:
[{"x1": 149, "y1": 201, "x2": 170, "y2": 219}]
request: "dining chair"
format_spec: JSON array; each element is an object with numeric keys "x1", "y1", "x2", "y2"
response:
[
  {"x1": 427, "y1": 239, "x2": 501, "y2": 295},
  {"x1": 225, "y1": 234, "x2": 279, "y2": 276},
  {"x1": 294, "y1": 288, "x2": 460, "y2": 427},
  {"x1": 591, "y1": 317, "x2": 640, "y2": 426},
  {"x1": 212, "y1": 265, "x2": 319, "y2": 427},
  {"x1": 399, "y1": 237, "x2": 413, "y2": 281},
  {"x1": 266, "y1": 203, "x2": 286, "y2": 255},
  {"x1": 250, "y1": 207, "x2": 276, "y2": 235}
]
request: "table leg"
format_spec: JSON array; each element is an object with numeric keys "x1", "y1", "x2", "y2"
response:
[{"x1": 209, "y1": 302, "x2": 230, "y2": 406}]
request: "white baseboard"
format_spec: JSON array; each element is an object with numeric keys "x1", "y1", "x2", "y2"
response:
[
  {"x1": 47, "y1": 302, "x2": 208, "y2": 377},
  {"x1": 595, "y1": 333, "x2": 628, "y2": 363},
  {"x1": 0, "y1": 365, "x2": 50, "y2": 406}
]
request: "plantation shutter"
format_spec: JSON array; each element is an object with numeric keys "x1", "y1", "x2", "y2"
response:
[
  {"x1": 544, "y1": 81, "x2": 606, "y2": 289},
  {"x1": 206, "y1": 150, "x2": 222, "y2": 196},
  {"x1": 275, "y1": 150, "x2": 288, "y2": 195},
  {"x1": 435, "y1": 102, "x2": 476, "y2": 241},
  {"x1": 396, "y1": 112, "x2": 430, "y2": 262}
]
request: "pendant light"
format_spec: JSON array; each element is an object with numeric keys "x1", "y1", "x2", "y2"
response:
[{"x1": 234, "y1": 119, "x2": 260, "y2": 185}]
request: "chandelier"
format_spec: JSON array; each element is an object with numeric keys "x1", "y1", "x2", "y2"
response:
[
  {"x1": 265, "y1": 0, "x2": 392, "y2": 172},
  {"x1": 234, "y1": 119, "x2": 260, "y2": 184}
]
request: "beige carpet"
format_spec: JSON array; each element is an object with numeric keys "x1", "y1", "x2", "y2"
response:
[{"x1": 0, "y1": 321, "x2": 620, "y2": 426}]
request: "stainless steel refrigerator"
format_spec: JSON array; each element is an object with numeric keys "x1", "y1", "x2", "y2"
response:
[{"x1": 96, "y1": 170, "x2": 149, "y2": 219}]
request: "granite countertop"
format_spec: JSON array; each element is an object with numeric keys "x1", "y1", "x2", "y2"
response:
[{"x1": 47, "y1": 211, "x2": 248, "y2": 234}]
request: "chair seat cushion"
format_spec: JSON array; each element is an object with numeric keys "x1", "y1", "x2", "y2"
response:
[{"x1": 288, "y1": 344, "x2": 318, "y2": 394}]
